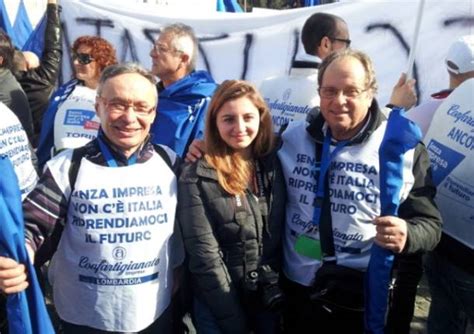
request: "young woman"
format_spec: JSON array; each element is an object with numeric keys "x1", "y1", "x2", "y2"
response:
[{"x1": 178, "y1": 80, "x2": 286, "y2": 334}]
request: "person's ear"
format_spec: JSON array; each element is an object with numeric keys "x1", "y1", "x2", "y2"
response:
[
  {"x1": 317, "y1": 37, "x2": 332, "y2": 59},
  {"x1": 322, "y1": 36, "x2": 333, "y2": 51},
  {"x1": 95, "y1": 99, "x2": 103, "y2": 119},
  {"x1": 180, "y1": 53, "x2": 190, "y2": 67}
]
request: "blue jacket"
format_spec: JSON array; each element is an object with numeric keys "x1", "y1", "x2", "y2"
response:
[
  {"x1": 36, "y1": 79, "x2": 79, "y2": 170},
  {"x1": 151, "y1": 70, "x2": 217, "y2": 157}
]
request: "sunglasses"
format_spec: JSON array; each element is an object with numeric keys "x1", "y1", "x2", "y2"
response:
[{"x1": 73, "y1": 52, "x2": 95, "y2": 65}]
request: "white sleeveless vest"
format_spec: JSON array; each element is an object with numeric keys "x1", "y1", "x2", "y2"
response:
[
  {"x1": 278, "y1": 120, "x2": 415, "y2": 286},
  {"x1": 0, "y1": 103, "x2": 38, "y2": 199},
  {"x1": 53, "y1": 85, "x2": 99, "y2": 153},
  {"x1": 47, "y1": 150, "x2": 177, "y2": 331},
  {"x1": 259, "y1": 67, "x2": 320, "y2": 133},
  {"x1": 422, "y1": 79, "x2": 474, "y2": 249}
]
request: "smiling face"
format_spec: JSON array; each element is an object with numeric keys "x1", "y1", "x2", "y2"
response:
[
  {"x1": 96, "y1": 73, "x2": 157, "y2": 157},
  {"x1": 319, "y1": 56, "x2": 374, "y2": 140},
  {"x1": 216, "y1": 96, "x2": 260, "y2": 158}
]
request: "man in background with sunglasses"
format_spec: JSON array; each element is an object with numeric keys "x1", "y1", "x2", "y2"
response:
[
  {"x1": 260, "y1": 12, "x2": 350, "y2": 134},
  {"x1": 149, "y1": 23, "x2": 218, "y2": 158},
  {"x1": 259, "y1": 12, "x2": 416, "y2": 136}
]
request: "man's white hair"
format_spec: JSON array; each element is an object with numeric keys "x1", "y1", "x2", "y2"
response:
[{"x1": 162, "y1": 23, "x2": 198, "y2": 72}]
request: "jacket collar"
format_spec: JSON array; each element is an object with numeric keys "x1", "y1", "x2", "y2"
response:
[{"x1": 159, "y1": 70, "x2": 217, "y2": 98}]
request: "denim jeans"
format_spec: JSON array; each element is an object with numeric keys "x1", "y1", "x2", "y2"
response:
[{"x1": 425, "y1": 252, "x2": 474, "y2": 334}]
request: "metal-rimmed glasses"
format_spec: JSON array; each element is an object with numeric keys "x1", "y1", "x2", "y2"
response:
[
  {"x1": 318, "y1": 86, "x2": 369, "y2": 100},
  {"x1": 98, "y1": 96, "x2": 155, "y2": 117},
  {"x1": 151, "y1": 43, "x2": 182, "y2": 55}
]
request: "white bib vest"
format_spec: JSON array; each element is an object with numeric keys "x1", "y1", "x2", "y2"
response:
[
  {"x1": 48, "y1": 151, "x2": 177, "y2": 331},
  {"x1": 53, "y1": 85, "x2": 99, "y2": 153},
  {"x1": 423, "y1": 79, "x2": 474, "y2": 249},
  {"x1": 259, "y1": 67, "x2": 320, "y2": 133},
  {"x1": 279, "y1": 120, "x2": 415, "y2": 286},
  {"x1": 0, "y1": 103, "x2": 38, "y2": 199}
]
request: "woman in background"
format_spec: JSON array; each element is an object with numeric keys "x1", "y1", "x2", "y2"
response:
[{"x1": 36, "y1": 35, "x2": 117, "y2": 170}]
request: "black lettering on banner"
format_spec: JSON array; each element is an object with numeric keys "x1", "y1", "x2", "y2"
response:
[
  {"x1": 143, "y1": 28, "x2": 162, "y2": 44},
  {"x1": 365, "y1": 22, "x2": 421, "y2": 101},
  {"x1": 198, "y1": 33, "x2": 229, "y2": 77},
  {"x1": 76, "y1": 17, "x2": 115, "y2": 36},
  {"x1": 121, "y1": 28, "x2": 139, "y2": 62},
  {"x1": 443, "y1": 16, "x2": 474, "y2": 27},
  {"x1": 290, "y1": 28, "x2": 299, "y2": 72},
  {"x1": 241, "y1": 33, "x2": 253, "y2": 80}
]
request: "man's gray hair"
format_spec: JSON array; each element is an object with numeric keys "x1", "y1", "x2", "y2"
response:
[
  {"x1": 318, "y1": 49, "x2": 378, "y2": 95},
  {"x1": 97, "y1": 62, "x2": 157, "y2": 101},
  {"x1": 161, "y1": 23, "x2": 198, "y2": 72}
]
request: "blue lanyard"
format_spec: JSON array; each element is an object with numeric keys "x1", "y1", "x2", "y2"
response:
[
  {"x1": 97, "y1": 136, "x2": 137, "y2": 167},
  {"x1": 311, "y1": 130, "x2": 348, "y2": 225}
]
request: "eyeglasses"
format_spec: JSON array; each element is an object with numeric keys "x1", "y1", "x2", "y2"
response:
[
  {"x1": 330, "y1": 37, "x2": 351, "y2": 47},
  {"x1": 152, "y1": 44, "x2": 182, "y2": 55},
  {"x1": 319, "y1": 86, "x2": 369, "y2": 100},
  {"x1": 98, "y1": 96, "x2": 155, "y2": 117},
  {"x1": 73, "y1": 53, "x2": 95, "y2": 65},
  {"x1": 153, "y1": 44, "x2": 183, "y2": 54}
]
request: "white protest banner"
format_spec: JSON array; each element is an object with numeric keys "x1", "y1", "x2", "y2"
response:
[
  {"x1": 7, "y1": 0, "x2": 474, "y2": 105},
  {"x1": 424, "y1": 78, "x2": 474, "y2": 249}
]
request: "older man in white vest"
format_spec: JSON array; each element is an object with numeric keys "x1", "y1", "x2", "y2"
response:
[
  {"x1": 278, "y1": 49, "x2": 442, "y2": 333},
  {"x1": 0, "y1": 63, "x2": 183, "y2": 334}
]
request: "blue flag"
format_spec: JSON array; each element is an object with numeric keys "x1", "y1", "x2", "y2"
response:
[
  {"x1": 22, "y1": 10, "x2": 46, "y2": 57},
  {"x1": 216, "y1": 0, "x2": 243, "y2": 12},
  {"x1": 0, "y1": 0, "x2": 16, "y2": 41},
  {"x1": 0, "y1": 156, "x2": 55, "y2": 334},
  {"x1": 365, "y1": 108, "x2": 422, "y2": 333},
  {"x1": 12, "y1": 0, "x2": 33, "y2": 48}
]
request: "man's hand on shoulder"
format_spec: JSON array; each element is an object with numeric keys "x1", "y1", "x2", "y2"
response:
[{"x1": 185, "y1": 139, "x2": 204, "y2": 163}]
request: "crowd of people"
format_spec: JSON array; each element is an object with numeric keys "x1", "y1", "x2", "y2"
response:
[{"x1": 0, "y1": 1, "x2": 473, "y2": 333}]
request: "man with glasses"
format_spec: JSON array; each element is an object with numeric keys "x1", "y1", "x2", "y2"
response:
[
  {"x1": 278, "y1": 49, "x2": 441, "y2": 333},
  {"x1": 149, "y1": 23, "x2": 217, "y2": 158},
  {"x1": 0, "y1": 63, "x2": 183, "y2": 334}
]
